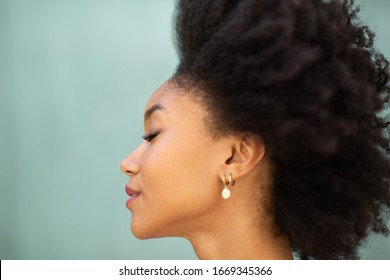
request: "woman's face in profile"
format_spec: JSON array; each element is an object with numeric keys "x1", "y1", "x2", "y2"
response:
[{"x1": 120, "y1": 81, "x2": 229, "y2": 239}]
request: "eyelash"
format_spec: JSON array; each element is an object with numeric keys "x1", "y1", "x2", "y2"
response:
[{"x1": 142, "y1": 132, "x2": 159, "y2": 142}]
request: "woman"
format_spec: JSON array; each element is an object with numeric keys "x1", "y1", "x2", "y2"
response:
[{"x1": 120, "y1": 0, "x2": 390, "y2": 259}]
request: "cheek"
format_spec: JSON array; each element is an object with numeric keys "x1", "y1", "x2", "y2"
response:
[
  {"x1": 143, "y1": 137, "x2": 217, "y2": 197},
  {"x1": 139, "y1": 134, "x2": 220, "y2": 228}
]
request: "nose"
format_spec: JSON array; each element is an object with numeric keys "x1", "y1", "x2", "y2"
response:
[{"x1": 120, "y1": 145, "x2": 142, "y2": 176}]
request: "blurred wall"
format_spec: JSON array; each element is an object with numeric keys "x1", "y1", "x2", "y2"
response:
[{"x1": 0, "y1": 0, "x2": 389, "y2": 259}]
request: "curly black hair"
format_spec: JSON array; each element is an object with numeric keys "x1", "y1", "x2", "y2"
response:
[{"x1": 171, "y1": 0, "x2": 390, "y2": 259}]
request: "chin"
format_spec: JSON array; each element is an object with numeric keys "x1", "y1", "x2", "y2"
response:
[
  {"x1": 131, "y1": 219, "x2": 163, "y2": 240},
  {"x1": 131, "y1": 222, "x2": 150, "y2": 240}
]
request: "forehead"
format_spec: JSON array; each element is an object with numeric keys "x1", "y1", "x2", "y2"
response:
[
  {"x1": 145, "y1": 81, "x2": 177, "y2": 109},
  {"x1": 144, "y1": 81, "x2": 213, "y2": 137},
  {"x1": 145, "y1": 81, "x2": 204, "y2": 118}
]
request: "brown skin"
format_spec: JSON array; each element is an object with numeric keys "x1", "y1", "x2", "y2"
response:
[{"x1": 120, "y1": 81, "x2": 293, "y2": 259}]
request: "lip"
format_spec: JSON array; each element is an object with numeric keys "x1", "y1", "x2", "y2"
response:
[{"x1": 125, "y1": 185, "x2": 141, "y2": 208}]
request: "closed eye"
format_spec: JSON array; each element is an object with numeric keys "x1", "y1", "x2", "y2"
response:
[{"x1": 142, "y1": 132, "x2": 159, "y2": 142}]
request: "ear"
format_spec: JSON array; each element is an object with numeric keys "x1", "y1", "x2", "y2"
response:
[{"x1": 220, "y1": 134, "x2": 266, "y2": 180}]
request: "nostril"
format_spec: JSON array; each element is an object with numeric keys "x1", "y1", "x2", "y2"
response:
[{"x1": 120, "y1": 159, "x2": 140, "y2": 175}]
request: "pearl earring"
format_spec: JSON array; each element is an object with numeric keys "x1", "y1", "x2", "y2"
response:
[{"x1": 222, "y1": 173, "x2": 234, "y2": 199}]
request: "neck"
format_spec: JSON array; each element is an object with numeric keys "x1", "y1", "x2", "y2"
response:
[
  {"x1": 190, "y1": 230, "x2": 292, "y2": 260},
  {"x1": 183, "y1": 204, "x2": 293, "y2": 260}
]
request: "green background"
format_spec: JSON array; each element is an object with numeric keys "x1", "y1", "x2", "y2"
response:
[{"x1": 1, "y1": 0, "x2": 389, "y2": 259}]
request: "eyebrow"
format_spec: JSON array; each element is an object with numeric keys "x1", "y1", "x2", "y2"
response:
[{"x1": 144, "y1": 103, "x2": 167, "y2": 121}]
